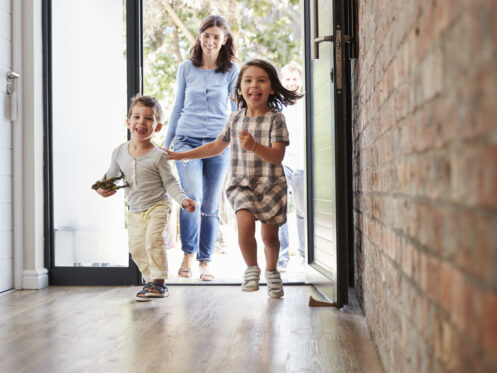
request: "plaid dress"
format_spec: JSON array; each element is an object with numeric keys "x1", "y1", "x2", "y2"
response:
[{"x1": 219, "y1": 109, "x2": 289, "y2": 226}]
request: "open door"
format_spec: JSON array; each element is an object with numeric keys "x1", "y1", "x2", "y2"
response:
[
  {"x1": 304, "y1": 0, "x2": 350, "y2": 306},
  {"x1": 43, "y1": 0, "x2": 142, "y2": 285}
]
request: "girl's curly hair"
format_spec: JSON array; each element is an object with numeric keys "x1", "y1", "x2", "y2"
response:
[{"x1": 234, "y1": 59, "x2": 303, "y2": 111}]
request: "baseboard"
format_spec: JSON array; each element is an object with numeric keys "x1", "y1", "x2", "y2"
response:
[{"x1": 22, "y1": 268, "x2": 49, "y2": 289}]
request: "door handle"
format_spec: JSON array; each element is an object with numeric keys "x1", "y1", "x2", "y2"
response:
[
  {"x1": 6, "y1": 71, "x2": 20, "y2": 95},
  {"x1": 6, "y1": 71, "x2": 20, "y2": 120},
  {"x1": 313, "y1": 35, "x2": 334, "y2": 59},
  {"x1": 313, "y1": 0, "x2": 334, "y2": 59}
]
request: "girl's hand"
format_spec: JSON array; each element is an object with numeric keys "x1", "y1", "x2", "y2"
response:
[
  {"x1": 182, "y1": 198, "x2": 196, "y2": 213},
  {"x1": 162, "y1": 148, "x2": 184, "y2": 160},
  {"x1": 239, "y1": 130, "x2": 256, "y2": 152},
  {"x1": 96, "y1": 188, "x2": 116, "y2": 197}
]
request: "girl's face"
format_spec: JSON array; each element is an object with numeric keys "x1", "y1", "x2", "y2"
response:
[
  {"x1": 240, "y1": 66, "x2": 274, "y2": 112},
  {"x1": 126, "y1": 104, "x2": 161, "y2": 142},
  {"x1": 200, "y1": 26, "x2": 226, "y2": 59},
  {"x1": 283, "y1": 70, "x2": 302, "y2": 92}
]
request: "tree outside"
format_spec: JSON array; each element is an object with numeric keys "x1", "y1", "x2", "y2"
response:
[{"x1": 143, "y1": 0, "x2": 302, "y2": 119}]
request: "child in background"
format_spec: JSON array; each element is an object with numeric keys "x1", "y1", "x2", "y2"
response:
[
  {"x1": 95, "y1": 95, "x2": 195, "y2": 301},
  {"x1": 166, "y1": 59, "x2": 302, "y2": 298},
  {"x1": 277, "y1": 62, "x2": 306, "y2": 270}
]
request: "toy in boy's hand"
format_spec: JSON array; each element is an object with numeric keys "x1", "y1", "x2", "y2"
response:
[{"x1": 91, "y1": 173, "x2": 129, "y2": 191}]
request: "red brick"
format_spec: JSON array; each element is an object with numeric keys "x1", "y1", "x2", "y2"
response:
[
  {"x1": 491, "y1": 0, "x2": 497, "y2": 50},
  {"x1": 411, "y1": 246, "x2": 421, "y2": 285},
  {"x1": 476, "y1": 146, "x2": 497, "y2": 208},
  {"x1": 483, "y1": 292, "x2": 497, "y2": 365},
  {"x1": 470, "y1": 68, "x2": 497, "y2": 141},
  {"x1": 419, "y1": 250, "x2": 428, "y2": 292},
  {"x1": 463, "y1": 283, "x2": 483, "y2": 343},
  {"x1": 401, "y1": 243, "x2": 413, "y2": 278},
  {"x1": 439, "y1": 261, "x2": 453, "y2": 312},
  {"x1": 450, "y1": 268, "x2": 466, "y2": 331},
  {"x1": 441, "y1": 320, "x2": 461, "y2": 372},
  {"x1": 352, "y1": 0, "x2": 497, "y2": 369},
  {"x1": 433, "y1": 206, "x2": 459, "y2": 260},
  {"x1": 426, "y1": 256, "x2": 440, "y2": 302}
]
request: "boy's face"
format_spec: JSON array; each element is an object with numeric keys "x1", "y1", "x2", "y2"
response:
[
  {"x1": 126, "y1": 104, "x2": 162, "y2": 142},
  {"x1": 282, "y1": 70, "x2": 302, "y2": 92}
]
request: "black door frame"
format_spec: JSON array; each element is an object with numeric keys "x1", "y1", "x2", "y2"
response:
[
  {"x1": 42, "y1": 0, "x2": 143, "y2": 285},
  {"x1": 304, "y1": 0, "x2": 354, "y2": 307}
]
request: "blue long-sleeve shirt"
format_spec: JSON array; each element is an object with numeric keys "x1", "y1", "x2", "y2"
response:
[{"x1": 163, "y1": 59, "x2": 239, "y2": 148}]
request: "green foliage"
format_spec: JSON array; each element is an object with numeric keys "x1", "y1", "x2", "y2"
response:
[{"x1": 143, "y1": 0, "x2": 302, "y2": 128}]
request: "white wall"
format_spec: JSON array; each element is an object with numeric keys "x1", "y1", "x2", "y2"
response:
[
  {"x1": 0, "y1": 0, "x2": 13, "y2": 292},
  {"x1": 12, "y1": 0, "x2": 47, "y2": 289}
]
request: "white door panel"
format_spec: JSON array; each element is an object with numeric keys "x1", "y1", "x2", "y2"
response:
[
  {"x1": 0, "y1": 175, "x2": 12, "y2": 203},
  {"x1": 0, "y1": 258, "x2": 13, "y2": 289},
  {"x1": 0, "y1": 230, "x2": 12, "y2": 260},
  {"x1": 0, "y1": 38, "x2": 10, "y2": 66},
  {"x1": 0, "y1": 93, "x2": 8, "y2": 119},
  {"x1": 0, "y1": 0, "x2": 10, "y2": 12},
  {"x1": 0, "y1": 148, "x2": 12, "y2": 174},
  {"x1": 0, "y1": 8, "x2": 11, "y2": 38},
  {"x1": 0, "y1": 0, "x2": 13, "y2": 292},
  {"x1": 0, "y1": 203, "x2": 12, "y2": 230},
  {"x1": 0, "y1": 121, "x2": 12, "y2": 147}
]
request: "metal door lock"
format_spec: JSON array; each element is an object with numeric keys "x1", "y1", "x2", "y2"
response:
[{"x1": 6, "y1": 71, "x2": 20, "y2": 95}]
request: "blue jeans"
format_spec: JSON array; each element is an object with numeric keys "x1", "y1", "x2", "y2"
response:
[
  {"x1": 278, "y1": 166, "x2": 305, "y2": 264},
  {"x1": 173, "y1": 136, "x2": 230, "y2": 262}
]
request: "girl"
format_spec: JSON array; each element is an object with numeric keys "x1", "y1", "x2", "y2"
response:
[
  {"x1": 163, "y1": 15, "x2": 239, "y2": 281},
  {"x1": 165, "y1": 59, "x2": 303, "y2": 298}
]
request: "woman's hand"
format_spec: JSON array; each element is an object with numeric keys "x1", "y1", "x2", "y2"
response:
[
  {"x1": 162, "y1": 147, "x2": 184, "y2": 160},
  {"x1": 96, "y1": 188, "x2": 116, "y2": 197},
  {"x1": 182, "y1": 198, "x2": 196, "y2": 213},
  {"x1": 239, "y1": 130, "x2": 256, "y2": 152}
]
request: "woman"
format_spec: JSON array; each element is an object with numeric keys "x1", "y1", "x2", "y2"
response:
[{"x1": 163, "y1": 15, "x2": 239, "y2": 281}]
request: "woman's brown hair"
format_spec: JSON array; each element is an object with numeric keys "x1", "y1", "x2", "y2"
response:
[{"x1": 190, "y1": 15, "x2": 236, "y2": 74}]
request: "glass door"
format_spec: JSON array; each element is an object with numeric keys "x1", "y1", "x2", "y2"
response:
[
  {"x1": 45, "y1": 0, "x2": 141, "y2": 285},
  {"x1": 304, "y1": 0, "x2": 349, "y2": 306}
]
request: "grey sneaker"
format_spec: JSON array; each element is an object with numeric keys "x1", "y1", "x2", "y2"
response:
[
  {"x1": 242, "y1": 266, "x2": 261, "y2": 292},
  {"x1": 265, "y1": 270, "x2": 284, "y2": 298}
]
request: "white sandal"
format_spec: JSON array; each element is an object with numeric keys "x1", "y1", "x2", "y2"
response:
[
  {"x1": 242, "y1": 266, "x2": 261, "y2": 292},
  {"x1": 199, "y1": 262, "x2": 214, "y2": 281},
  {"x1": 265, "y1": 270, "x2": 284, "y2": 298}
]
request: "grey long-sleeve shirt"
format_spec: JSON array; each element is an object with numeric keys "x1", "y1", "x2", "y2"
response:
[{"x1": 106, "y1": 142, "x2": 187, "y2": 212}]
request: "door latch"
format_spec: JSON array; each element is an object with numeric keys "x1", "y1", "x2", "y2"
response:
[{"x1": 6, "y1": 71, "x2": 20, "y2": 95}]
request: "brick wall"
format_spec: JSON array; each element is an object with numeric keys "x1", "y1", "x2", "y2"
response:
[{"x1": 351, "y1": 0, "x2": 497, "y2": 371}]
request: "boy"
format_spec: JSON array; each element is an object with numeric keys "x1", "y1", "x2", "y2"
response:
[
  {"x1": 95, "y1": 95, "x2": 195, "y2": 301},
  {"x1": 277, "y1": 62, "x2": 305, "y2": 270}
]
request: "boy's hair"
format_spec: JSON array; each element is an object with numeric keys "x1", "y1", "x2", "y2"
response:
[
  {"x1": 128, "y1": 94, "x2": 163, "y2": 123},
  {"x1": 234, "y1": 59, "x2": 304, "y2": 111},
  {"x1": 190, "y1": 15, "x2": 237, "y2": 74},
  {"x1": 281, "y1": 61, "x2": 303, "y2": 80}
]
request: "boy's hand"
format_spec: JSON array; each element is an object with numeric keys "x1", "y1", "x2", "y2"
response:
[
  {"x1": 162, "y1": 148, "x2": 184, "y2": 160},
  {"x1": 239, "y1": 130, "x2": 256, "y2": 151},
  {"x1": 96, "y1": 188, "x2": 116, "y2": 197},
  {"x1": 182, "y1": 198, "x2": 196, "y2": 213}
]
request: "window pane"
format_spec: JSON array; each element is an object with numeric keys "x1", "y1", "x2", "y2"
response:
[{"x1": 52, "y1": 0, "x2": 128, "y2": 267}]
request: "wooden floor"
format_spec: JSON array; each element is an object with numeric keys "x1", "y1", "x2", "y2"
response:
[{"x1": 0, "y1": 285, "x2": 383, "y2": 373}]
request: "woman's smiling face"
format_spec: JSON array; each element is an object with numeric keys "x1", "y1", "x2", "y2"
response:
[{"x1": 200, "y1": 26, "x2": 226, "y2": 59}]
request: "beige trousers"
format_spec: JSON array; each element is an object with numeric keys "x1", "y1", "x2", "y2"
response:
[{"x1": 128, "y1": 200, "x2": 171, "y2": 281}]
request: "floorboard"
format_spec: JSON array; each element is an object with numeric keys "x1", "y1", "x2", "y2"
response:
[{"x1": 0, "y1": 285, "x2": 383, "y2": 373}]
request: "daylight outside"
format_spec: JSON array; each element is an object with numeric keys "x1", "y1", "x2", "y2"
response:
[{"x1": 142, "y1": 0, "x2": 305, "y2": 282}]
